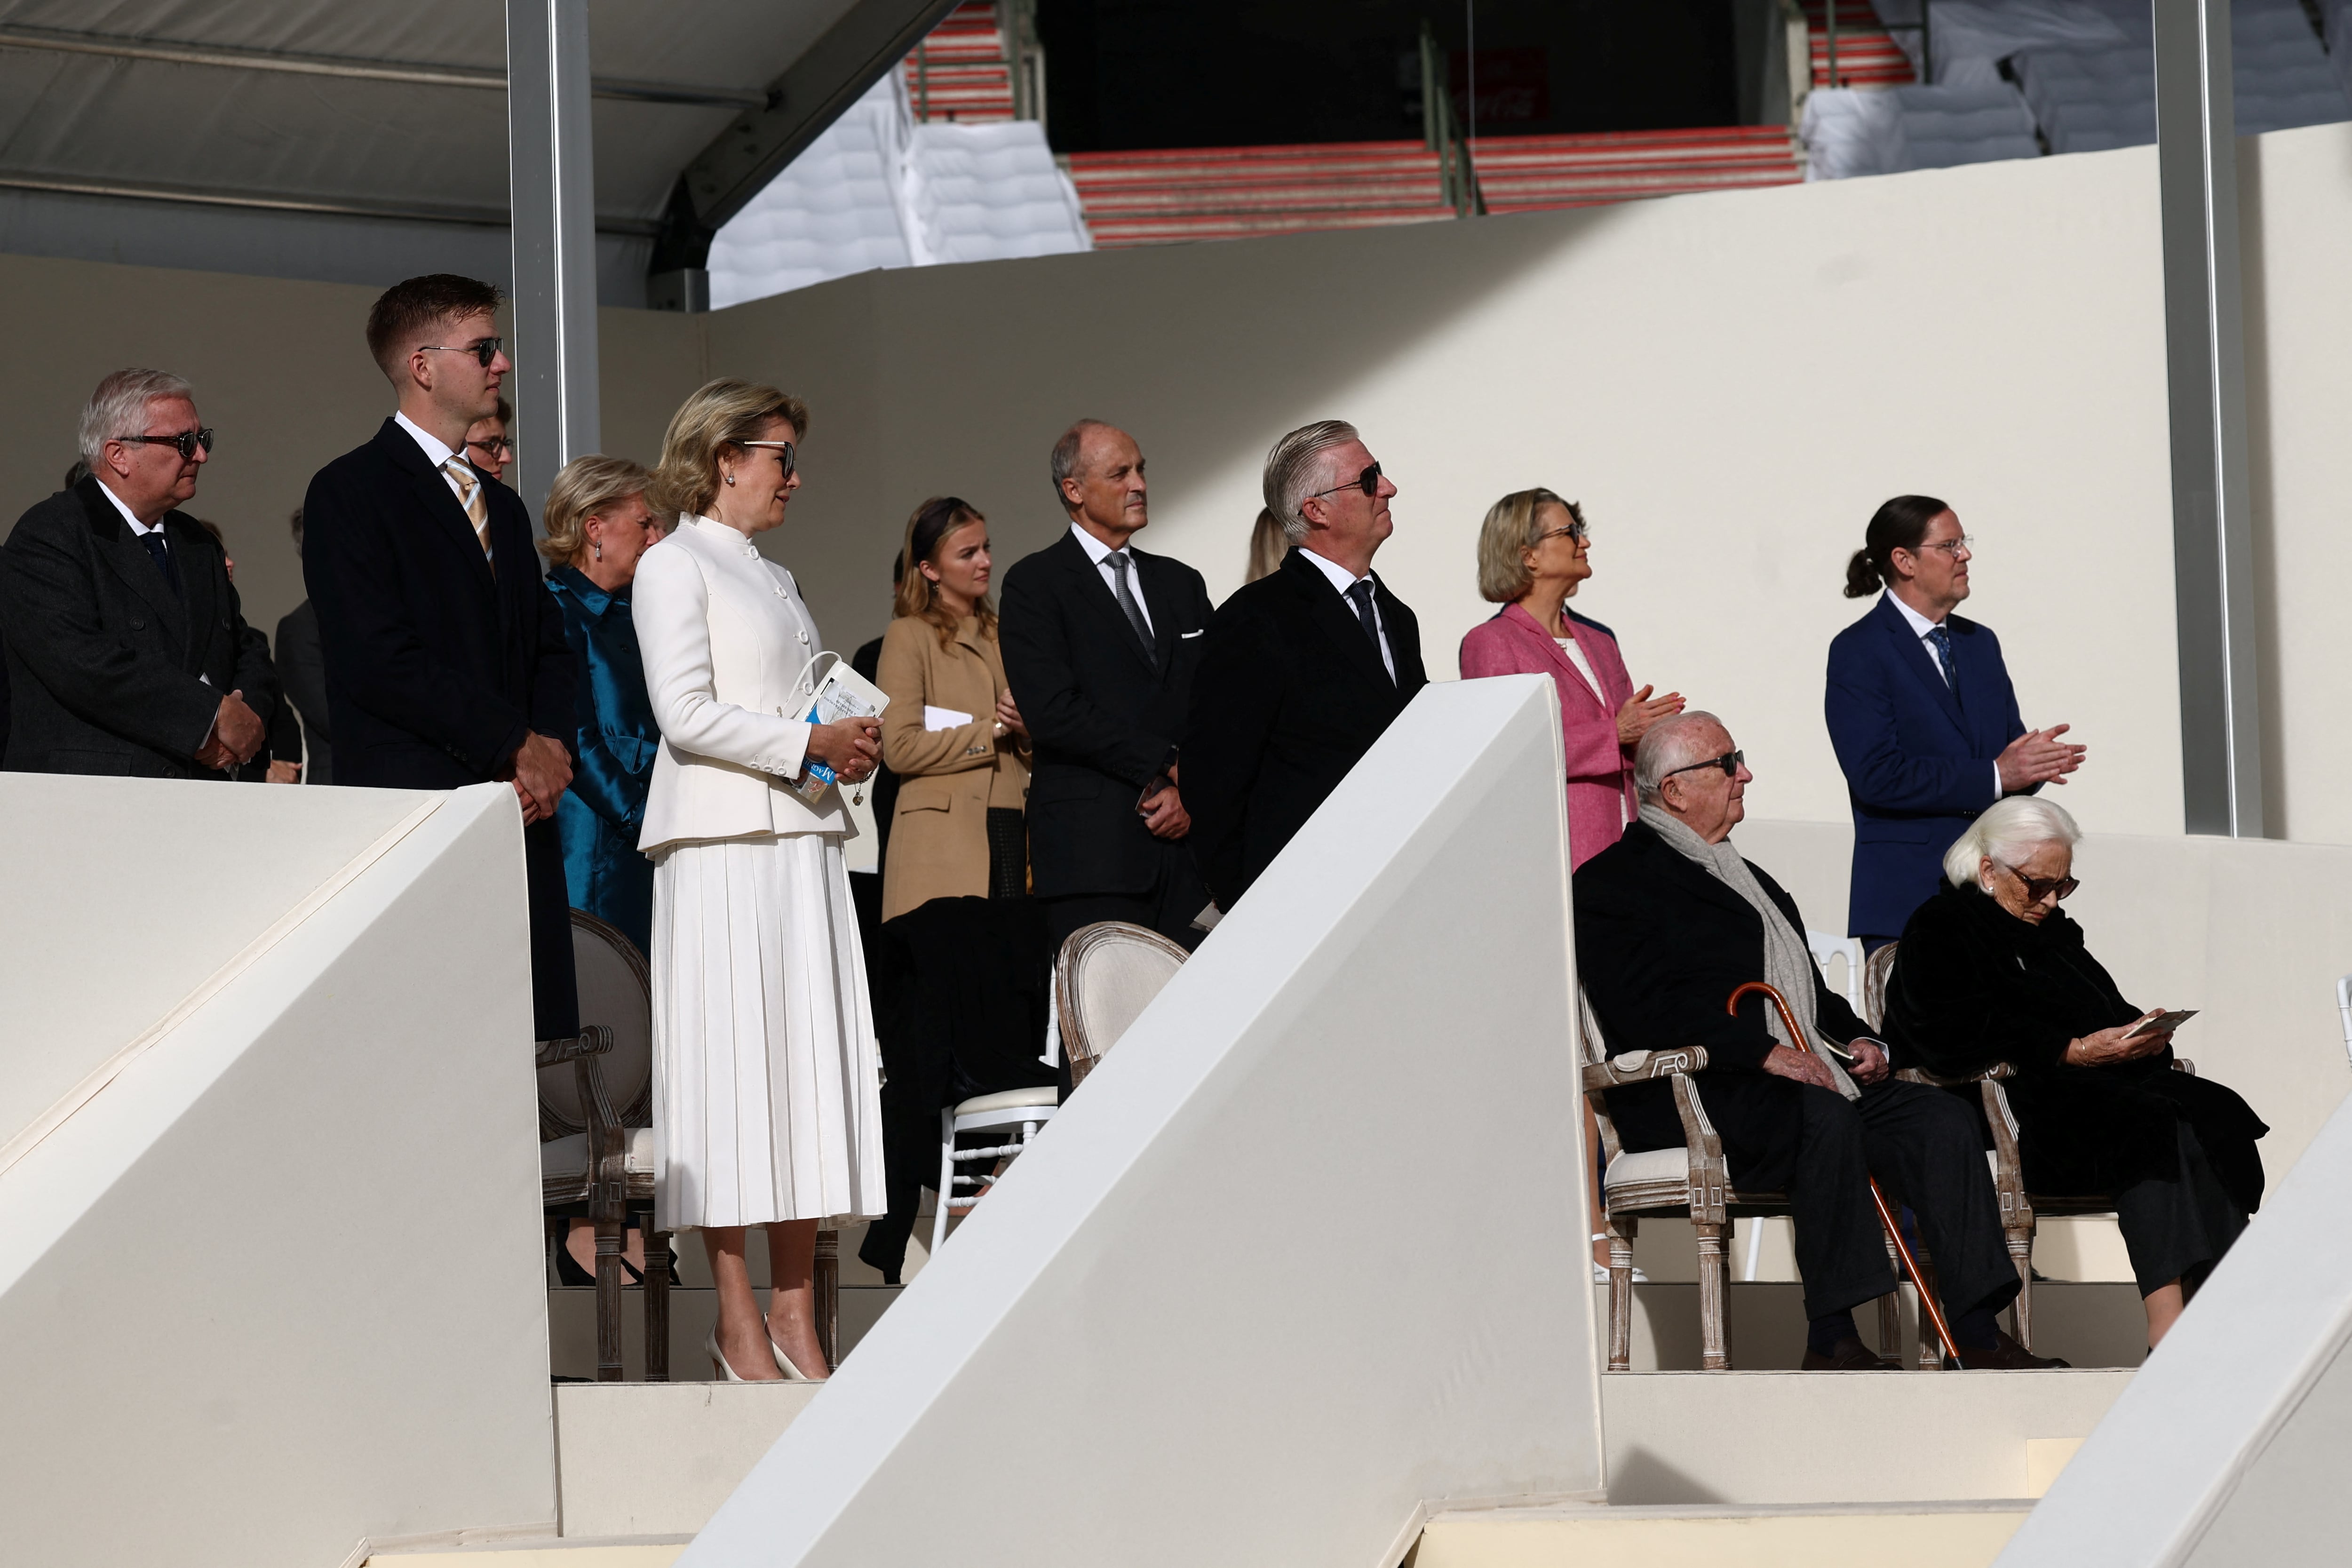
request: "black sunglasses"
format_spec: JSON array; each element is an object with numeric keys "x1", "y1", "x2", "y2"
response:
[
  {"x1": 1997, "y1": 862, "x2": 2079, "y2": 903},
  {"x1": 738, "y1": 439, "x2": 797, "y2": 478},
  {"x1": 1303, "y1": 462, "x2": 1382, "y2": 509},
  {"x1": 116, "y1": 428, "x2": 215, "y2": 461},
  {"x1": 421, "y1": 337, "x2": 504, "y2": 367},
  {"x1": 1664, "y1": 748, "x2": 1743, "y2": 780}
]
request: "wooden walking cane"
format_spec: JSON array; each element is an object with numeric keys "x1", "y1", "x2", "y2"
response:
[{"x1": 1726, "y1": 980, "x2": 1965, "y2": 1369}]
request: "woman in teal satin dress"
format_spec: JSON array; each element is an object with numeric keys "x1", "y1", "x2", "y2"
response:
[{"x1": 538, "y1": 456, "x2": 664, "y2": 957}]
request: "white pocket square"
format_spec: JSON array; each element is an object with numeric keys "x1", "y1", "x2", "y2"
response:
[{"x1": 1180, "y1": 629, "x2": 1205, "y2": 639}]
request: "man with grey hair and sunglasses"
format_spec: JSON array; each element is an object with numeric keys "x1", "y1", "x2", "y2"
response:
[
  {"x1": 1573, "y1": 710, "x2": 2056, "y2": 1370},
  {"x1": 1, "y1": 368, "x2": 277, "y2": 778},
  {"x1": 1182, "y1": 419, "x2": 1426, "y2": 911}
]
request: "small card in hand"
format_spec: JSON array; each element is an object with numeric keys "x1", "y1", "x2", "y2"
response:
[{"x1": 2122, "y1": 1008, "x2": 2197, "y2": 1042}]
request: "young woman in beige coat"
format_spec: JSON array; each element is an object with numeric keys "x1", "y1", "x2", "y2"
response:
[{"x1": 876, "y1": 496, "x2": 1030, "y2": 921}]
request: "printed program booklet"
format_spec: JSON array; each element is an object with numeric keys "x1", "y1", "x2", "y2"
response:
[{"x1": 792, "y1": 657, "x2": 890, "y2": 804}]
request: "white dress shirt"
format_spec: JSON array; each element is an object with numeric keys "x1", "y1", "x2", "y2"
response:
[
  {"x1": 1884, "y1": 590, "x2": 2001, "y2": 797},
  {"x1": 1298, "y1": 546, "x2": 1396, "y2": 680},
  {"x1": 1067, "y1": 522, "x2": 1152, "y2": 635}
]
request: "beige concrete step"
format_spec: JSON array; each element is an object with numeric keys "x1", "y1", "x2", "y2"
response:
[
  {"x1": 366, "y1": 1538, "x2": 685, "y2": 1566},
  {"x1": 1413, "y1": 1499, "x2": 2031, "y2": 1567}
]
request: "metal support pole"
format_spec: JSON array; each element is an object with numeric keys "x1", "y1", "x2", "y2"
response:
[
  {"x1": 507, "y1": 0, "x2": 601, "y2": 530},
  {"x1": 2153, "y1": 0, "x2": 2264, "y2": 836}
]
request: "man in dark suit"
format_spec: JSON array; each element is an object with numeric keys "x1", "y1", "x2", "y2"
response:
[
  {"x1": 276, "y1": 507, "x2": 332, "y2": 785},
  {"x1": 302, "y1": 274, "x2": 579, "y2": 1041},
  {"x1": 1826, "y1": 496, "x2": 2083, "y2": 947},
  {"x1": 1182, "y1": 420, "x2": 1427, "y2": 911},
  {"x1": 1576, "y1": 710, "x2": 2055, "y2": 1370},
  {"x1": 1000, "y1": 420, "x2": 1216, "y2": 948},
  {"x1": 1, "y1": 369, "x2": 274, "y2": 778}
]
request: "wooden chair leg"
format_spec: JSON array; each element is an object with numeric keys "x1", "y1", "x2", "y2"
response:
[
  {"x1": 1878, "y1": 1232, "x2": 1902, "y2": 1354},
  {"x1": 1694, "y1": 1218, "x2": 1732, "y2": 1371},
  {"x1": 815, "y1": 1227, "x2": 841, "y2": 1371},
  {"x1": 1605, "y1": 1218, "x2": 1637, "y2": 1373},
  {"x1": 644, "y1": 1225, "x2": 672, "y2": 1383},
  {"x1": 1913, "y1": 1251, "x2": 1942, "y2": 1371},
  {"x1": 594, "y1": 1204, "x2": 625, "y2": 1383},
  {"x1": 2007, "y1": 1217, "x2": 2036, "y2": 1353}
]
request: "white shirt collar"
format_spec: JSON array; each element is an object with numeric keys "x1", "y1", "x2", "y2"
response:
[
  {"x1": 1884, "y1": 589, "x2": 1946, "y2": 639},
  {"x1": 394, "y1": 410, "x2": 462, "y2": 471},
  {"x1": 1066, "y1": 520, "x2": 1135, "y2": 565},
  {"x1": 1297, "y1": 545, "x2": 1371, "y2": 594},
  {"x1": 683, "y1": 512, "x2": 762, "y2": 557},
  {"x1": 94, "y1": 478, "x2": 162, "y2": 537}
]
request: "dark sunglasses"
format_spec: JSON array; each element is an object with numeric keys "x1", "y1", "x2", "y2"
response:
[
  {"x1": 1663, "y1": 748, "x2": 1743, "y2": 780},
  {"x1": 1997, "y1": 862, "x2": 2079, "y2": 902},
  {"x1": 1533, "y1": 519, "x2": 1588, "y2": 546},
  {"x1": 1304, "y1": 462, "x2": 1382, "y2": 508},
  {"x1": 421, "y1": 337, "x2": 504, "y2": 367},
  {"x1": 116, "y1": 428, "x2": 215, "y2": 460},
  {"x1": 738, "y1": 439, "x2": 797, "y2": 478}
]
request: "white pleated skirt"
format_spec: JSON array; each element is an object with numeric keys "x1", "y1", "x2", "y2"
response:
[{"x1": 649, "y1": 832, "x2": 886, "y2": 1231}]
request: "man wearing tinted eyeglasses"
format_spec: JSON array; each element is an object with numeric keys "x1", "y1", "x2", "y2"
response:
[
  {"x1": 1, "y1": 367, "x2": 278, "y2": 780},
  {"x1": 1183, "y1": 419, "x2": 1428, "y2": 911},
  {"x1": 301, "y1": 273, "x2": 580, "y2": 1044},
  {"x1": 1573, "y1": 710, "x2": 2059, "y2": 1370}
]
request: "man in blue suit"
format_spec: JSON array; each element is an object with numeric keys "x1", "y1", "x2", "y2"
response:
[{"x1": 1825, "y1": 496, "x2": 2084, "y2": 947}]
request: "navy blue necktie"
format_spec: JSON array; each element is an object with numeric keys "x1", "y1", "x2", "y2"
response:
[
  {"x1": 1926, "y1": 624, "x2": 1959, "y2": 703},
  {"x1": 138, "y1": 532, "x2": 183, "y2": 599}
]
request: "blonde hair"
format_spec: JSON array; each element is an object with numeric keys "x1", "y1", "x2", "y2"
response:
[
  {"x1": 1944, "y1": 796, "x2": 2082, "y2": 888},
  {"x1": 646, "y1": 378, "x2": 809, "y2": 523},
  {"x1": 1476, "y1": 488, "x2": 1581, "y2": 604},
  {"x1": 1245, "y1": 507, "x2": 1286, "y2": 583},
  {"x1": 893, "y1": 496, "x2": 996, "y2": 646},
  {"x1": 538, "y1": 454, "x2": 652, "y2": 566}
]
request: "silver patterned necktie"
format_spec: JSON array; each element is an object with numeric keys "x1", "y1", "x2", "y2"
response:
[{"x1": 1107, "y1": 549, "x2": 1152, "y2": 648}]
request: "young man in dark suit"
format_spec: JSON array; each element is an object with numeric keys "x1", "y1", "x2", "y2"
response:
[
  {"x1": 1182, "y1": 420, "x2": 1427, "y2": 912},
  {"x1": 302, "y1": 274, "x2": 580, "y2": 1042},
  {"x1": 999, "y1": 421, "x2": 1216, "y2": 948},
  {"x1": 1825, "y1": 496, "x2": 2084, "y2": 947},
  {"x1": 1, "y1": 369, "x2": 275, "y2": 778}
]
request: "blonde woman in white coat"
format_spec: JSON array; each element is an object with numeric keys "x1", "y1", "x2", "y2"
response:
[{"x1": 633, "y1": 379, "x2": 885, "y2": 1383}]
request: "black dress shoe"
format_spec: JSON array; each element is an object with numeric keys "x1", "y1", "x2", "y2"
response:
[
  {"x1": 1950, "y1": 1330, "x2": 2069, "y2": 1369},
  {"x1": 1801, "y1": 1336, "x2": 1901, "y2": 1370}
]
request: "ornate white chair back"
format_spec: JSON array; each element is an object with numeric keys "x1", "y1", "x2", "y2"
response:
[
  {"x1": 1058, "y1": 922, "x2": 1189, "y2": 1087},
  {"x1": 538, "y1": 910, "x2": 652, "y2": 1139}
]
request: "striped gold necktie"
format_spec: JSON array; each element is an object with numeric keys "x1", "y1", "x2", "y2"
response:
[{"x1": 443, "y1": 456, "x2": 493, "y2": 568}]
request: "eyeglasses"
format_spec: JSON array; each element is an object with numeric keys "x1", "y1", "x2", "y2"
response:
[
  {"x1": 738, "y1": 439, "x2": 797, "y2": 479},
  {"x1": 1533, "y1": 520, "x2": 1588, "y2": 546},
  {"x1": 1996, "y1": 861, "x2": 2078, "y2": 902},
  {"x1": 421, "y1": 338, "x2": 504, "y2": 367},
  {"x1": 1303, "y1": 462, "x2": 1382, "y2": 509},
  {"x1": 115, "y1": 428, "x2": 215, "y2": 460},
  {"x1": 1919, "y1": 534, "x2": 1975, "y2": 557},
  {"x1": 1663, "y1": 748, "x2": 1743, "y2": 780},
  {"x1": 467, "y1": 435, "x2": 515, "y2": 460}
]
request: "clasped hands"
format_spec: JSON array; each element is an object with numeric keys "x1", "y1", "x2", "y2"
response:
[
  {"x1": 807, "y1": 716, "x2": 881, "y2": 784},
  {"x1": 504, "y1": 731, "x2": 574, "y2": 824},
  {"x1": 1762, "y1": 1036, "x2": 1889, "y2": 1089},
  {"x1": 193, "y1": 689, "x2": 267, "y2": 772}
]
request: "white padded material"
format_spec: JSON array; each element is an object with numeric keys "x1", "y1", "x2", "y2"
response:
[
  {"x1": 537, "y1": 915, "x2": 651, "y2": 1131},
  {"x1": 1067, "y1": 934, "x2": 1184, "y2": 1064},
  {"x1": 1603, "y1": 1148, "x2": 1692, "y2": 1188},
  {"x1": 953, "y1": 1086, "x2": 1060, "y2": 1118},
  {"x1": 539, "y1": 1126, "x2": 656, "y2": 1183}
]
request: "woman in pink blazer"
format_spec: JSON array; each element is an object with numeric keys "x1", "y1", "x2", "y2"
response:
[
  {"x1": 1460, "y1": 490, "x2": 1681, "y2": 871},
  {"x1": 1461, "y1": 489, "x2": 1683, "y2": 1283}
]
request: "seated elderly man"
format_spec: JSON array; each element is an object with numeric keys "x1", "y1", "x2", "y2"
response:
[
  {"x1": 1574, "y1": 711, "x2": 2058, "y2": 1369},
  {"x1": 1881, "y1": 796, "x2": 2265, "y2": 1350}
]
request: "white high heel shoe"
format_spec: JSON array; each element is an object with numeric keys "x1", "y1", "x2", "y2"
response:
[
  {"x1": 768, "y1": 1329, "x2": 826, "y2": 1383},
  {"x1": 705, "y1": 1329, "x2": 779, "y2": 1383}
]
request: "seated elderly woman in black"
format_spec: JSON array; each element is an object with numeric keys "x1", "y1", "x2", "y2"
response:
[{"x1": 1881, "y1": 796, "x2": 2266, "y2": 1348}]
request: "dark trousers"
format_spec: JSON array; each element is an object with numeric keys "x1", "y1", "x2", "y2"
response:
[
  {"x1": 2114, "y1": 1121, "x2": 2247, "y2": 1296},
  {"x1": 1041, "y1": 838, "x2": 1210, "y2": 953},
  {"x1": 1787, "y1": 1076, "x2": 2018, "y2": 1322},
  {"x1": 525, "y1": 816, "x2": 580, "y2": 1042}
]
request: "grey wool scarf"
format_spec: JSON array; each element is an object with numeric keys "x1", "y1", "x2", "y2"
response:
[{"x1": 1638, "y1": 804, "x2": 1859, "y2": 1100}]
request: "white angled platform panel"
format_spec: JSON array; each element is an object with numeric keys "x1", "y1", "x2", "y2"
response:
[
  {"x1": 683, "y1": 673, "x2": 1601, "y2": 1568},
  {"x1": 0, "y1": 779, "x2": 556, "y2": 1568}
]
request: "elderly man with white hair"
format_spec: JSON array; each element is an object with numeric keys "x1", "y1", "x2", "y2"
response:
[
  {"x1": 1, "y1": 368, "x2": 276, "y2": 777},
  {"x1": 1575, "y1": 710, "x2": 2057, "y2": 1369},
  {"x1": 1880, "y1": 796, "x2": 2267, "y2": 1349}
]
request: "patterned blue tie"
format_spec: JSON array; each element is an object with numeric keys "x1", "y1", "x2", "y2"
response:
[
  {"x1": 1926, "y1": 624, "x2": 1959, "y2": 702},
  {"x1": 138, "y1": 532, "x2": 183, "y2": 599}
]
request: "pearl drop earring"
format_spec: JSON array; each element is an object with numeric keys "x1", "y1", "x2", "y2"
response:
[
  {"x1": 725, "y1": 473, "x2": 736, "y2": 486},
  {"x1": 593, "y1": 540, "x2": 602, "y2": 561}
]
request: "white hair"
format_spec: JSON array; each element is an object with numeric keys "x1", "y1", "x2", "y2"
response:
[
  {"x1": 1262, "y1": 420, "x2": 1358, "y2": 544},
  {"x1": 79, "y1": 368, "x2": 195, "y2": 469},
  {"x1": 1633, "y1": 710, "x2": 1727, "y2": 803},
  {"x1": 1943, "y1": 796, "x2": 2082, "y2": 887}
]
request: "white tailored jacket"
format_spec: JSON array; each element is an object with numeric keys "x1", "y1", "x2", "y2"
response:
[{"x1": 633, "y1": 514, "x2": 852, "y2": 855}]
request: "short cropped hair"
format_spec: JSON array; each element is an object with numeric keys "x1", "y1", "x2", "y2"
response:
[
  {"x1": 1050, "y1": 419, "x2": 1111, "y2": 509},
  {"x1": 539, "y1": 454, "x2": 653, "y2": 566},
  {"x1": 1943, "y1": 796, "x2": 2081, "y2": 888},
  {"x1": 646, "y1": 378, "x2": 808, "y2": 523},
  {"x1": 79, "y1": 368, "x2": 195, "y2": 468},
  {"x1": 365, "y1": 274, "x2": 503, "y2": 383},
  {"x1": 1633, "y1": 711, "x2": 1726, "y2": 804},
  {"x1": 1263, "y1": 420, "x2": 1359, "y2": 544},
  {"x1": 1476, "y1": 488, "x2": 1581, "y2": 603}
]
